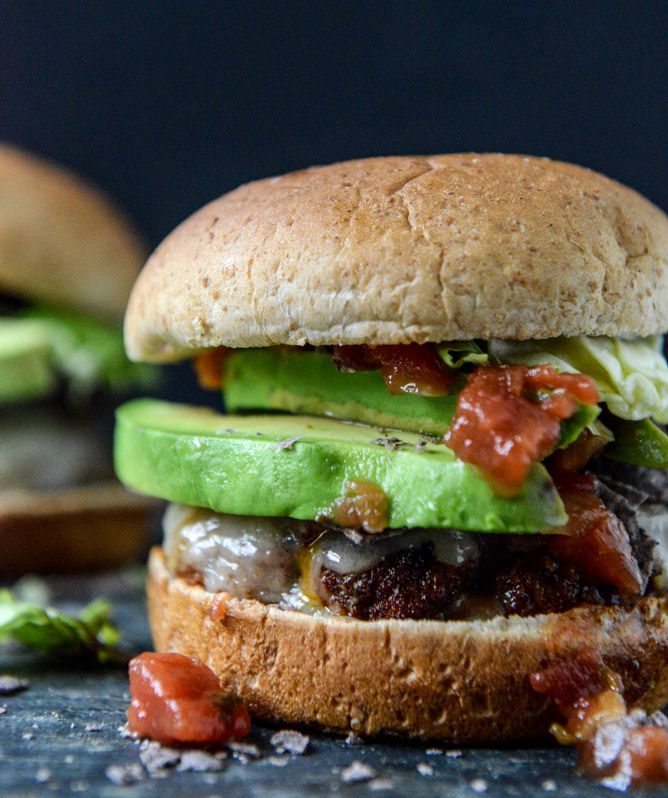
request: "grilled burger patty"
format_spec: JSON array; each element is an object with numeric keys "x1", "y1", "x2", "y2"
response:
[{"x1": 163, "y1": 460, "x2": 667, "y2": 622}]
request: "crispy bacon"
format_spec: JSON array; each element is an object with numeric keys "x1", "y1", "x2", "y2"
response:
[
  {"x1": 445, "y1": 364, "x2": 599, "y2": 496},
  {"x1": 333, "y1": 343, "x2": 456, "y2": 396},
  {"x1": 550, "y1": 474, "x2": 643, "y2": 597}
]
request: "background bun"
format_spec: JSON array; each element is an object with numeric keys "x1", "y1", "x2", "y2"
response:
[
  {"x1": 0, "y1": 143, "x2": 146, "y2": 323},
  {"x1": 148, "y1": 549, "x2": 668, "y2": 742},
  {"x1": 125, "y1": 154, "x2": 668, "y2": 362},
  {"x1": 0, "y1": 482, "x2": 155, "y2": 573}
]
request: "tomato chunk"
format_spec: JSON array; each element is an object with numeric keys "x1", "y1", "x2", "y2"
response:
[
  {"x1": 445, "y1": 364, "x2": 599, "y2": 496},
  {"x1": 324, "y1": 479, "x2": 389, "y2": 532},
  {"x1": 127, "y1": 652, "x2": 250, "y2": 746},
  {"x1": 531, "y1": 655, "x2": 668, "y2": 787},
  {"x1": 333, "y1": 343, "x2": 456, "y2": 396},
  {"x1": 550, "y1": 474, "x2": 642, "y2": 597},
  {"x1": 193, "y1": 347, "x2": 229, "y2": 391}
]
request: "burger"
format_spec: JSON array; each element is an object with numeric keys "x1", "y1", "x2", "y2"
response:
[
  {"x1": 0, "y1": 143, "x2": 155, "y2": 573},
  {"x1": 116, "y1": 154, "x2": 668, "y2": 741}
]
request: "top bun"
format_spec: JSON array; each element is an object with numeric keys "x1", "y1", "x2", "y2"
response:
[
  {"x1": 0, "y1": 144, "x2": 146, "y2": 324},
  {"x1": 125, "y1": 154, "x2": 668, "y2": 362}
]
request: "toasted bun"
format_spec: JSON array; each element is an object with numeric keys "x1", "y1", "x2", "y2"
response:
[
  {"x1": 0, "y1": 144, "x2": 146, "y2": 323},
  {"x1": 0, "y1": 482, "x2": 155, "y2": 574},
  {"x1": 126, "y1": 154, "x2": 668, "y2": 362},
  {"x1": 148, "y1": 548, "x2": 668, "y2": 742}
]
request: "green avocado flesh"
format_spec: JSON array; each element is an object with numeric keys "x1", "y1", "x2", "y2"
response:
[
  {"x1": 115, "y1": 399, "x2": 567, "y2": 532},
  {"x1": 0, "y1": 320, "x2": 55, "y2": 403},
  {"x1": 223, "y1": 349, "x2": 459, "y2": 435},
  {"x1": 605, "y1": 418, "x2": 668, "y2": 468},
  {"x1": 0, "y1": 309, "x2": 154, "y2": 405},
  {"x1": 223, "y1": 348, "x2": 598, "y2": 449}
]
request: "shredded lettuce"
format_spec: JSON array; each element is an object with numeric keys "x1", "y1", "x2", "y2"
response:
[{"x1": 489, "y1": 336, "x2": 668, "y2": 424}]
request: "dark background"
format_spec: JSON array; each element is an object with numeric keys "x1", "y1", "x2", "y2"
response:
[{"x1": 1, "y1": 1, "x2": 667, "y2": 250}]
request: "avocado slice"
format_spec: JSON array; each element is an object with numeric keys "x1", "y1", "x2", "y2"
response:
[
  {"x1": 605, "y1": 418, "x2": 668, "y2": 468},
  {"x1": 0, "y1": 319, "x2": 56, "y2": 404},
  {"x1": 223, "y1": 349, "x2": 600, "y2": 449},
  {"x1": 115, "y1": 398, "x2": 567, "y2": 532},
  {"x1": 223, "y1": 349, "x2": 459, "y2": 435}
]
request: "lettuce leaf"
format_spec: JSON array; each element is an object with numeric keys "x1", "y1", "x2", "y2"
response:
[
  {"x1": 489, "y1": 336, "x2": 668, "y2": 423},
  {"x1": 438, "y1": 341, "x2": 489, "y2": 369},
  {"x1": 0, "y1": 590, "x2": 125, "y2": 664}
]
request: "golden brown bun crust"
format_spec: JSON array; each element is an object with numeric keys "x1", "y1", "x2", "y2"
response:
[
  {"x1": 0, "y1": 143, "x2": 146, "y2": 323},
  {"x1": 148, "y1": 548, "x2": 668, "y2": 742},
  {"x1": 126, "y1": 154, "x2": 668, "y2": 362},
  {"x1": 0, "y1": 482, "x2": 155, "y2": 574}
]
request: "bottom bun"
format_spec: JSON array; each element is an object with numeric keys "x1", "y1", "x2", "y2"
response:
[
  {"x1": 148, "y1": 548, "x2": 668, "y2": 742},
  {"x1": 0, "y1": 482, "x2": 155, "y2": 573}
]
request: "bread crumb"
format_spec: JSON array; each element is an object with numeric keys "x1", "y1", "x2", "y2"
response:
[
  {"x1": 446, "y1": 749, "x2": 463, "y2": 758},
  {"x1": 470, "y1": 778, "x2": 488, "y2": 792},
  {"x1": 270, "y1": 729, "x2": 310, "y2": 755},
  {"x1": 35, "y1": 769, "x2": 51, "y2": 783},
  {"x1": 0, "y1": 675, "x2": 28, "y2": 695},
  {"x1": 105, "y1": 764, "x2": 144, "y2": 786},
  {"x1": 369, "y1": 777, "x2": 394, "y2": 790},
  {"x1": 541, "y1": 780, "x2": 558, "y2": 791},
  {"x1": 425, "y1": 747, "x2": 443, "y2": 756},
  {"x1": 341, "y1": 761, "x2": 376, "y2": 783},
  {"x1": 417, "y1": 763, "x2": 434, "y2": 776}
]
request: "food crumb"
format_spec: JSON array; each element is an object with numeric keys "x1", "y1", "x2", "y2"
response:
[
  {"x1": 425, "y1": 747, "x2": 443, "y2": 756},
  {"x1": 345, "y1": 731, "x2": 365, "y2": 745},
  {"x1": 268, "y1": 756, "x2": 289, "y2": 767},
  {"x1": 470, "y1": 778, "x2": 488, "y2": 793},
  {"x1": 105, "y1": 763, "x2": 144, "y2": 786},
  {"x1": 177, "y1": 750, "x2": 225, "y2": 772},
  {"x1": 227, "y1": 740, "x2": 261, "y2": 762},
  {"x1": 21, "y1": 732, "x2": 33, "y2": 741},
  {"x1": 35, "y1": 769, "x2": 52, "y2": 783},
  {"x1": 139, "y1": 741, "x2": 182, "y2": 776},
  {"x1": 541, "y1": 780, "x2": 558, "y2": 791},
  {"x1": 446, "y1": 749, "x2": 463, "y2": 758},
  {"x1": 0, "y1": 706, "x2": 6, "y2": 715},
  {"x1": 64, "y1": 755, "x2": 74, "y2": 764},
  {"x1": 341, "y1": 760, "x2": 377, "y2": 783},
  {"x1": 417, "y1": 763, "x2": 434, "y2": 776},
  {"x1": 0, "y1": 675, "x2": 28, "y2": 695},
  {"x1": 270, "y1": 729, "x2": 310, "y2": 755},
  {"x1": 369, "y1": 777, "x2": 394, "y2": 791},
  {"x1": 84, "y1": 722, "x2": 103, "y2": 732}
]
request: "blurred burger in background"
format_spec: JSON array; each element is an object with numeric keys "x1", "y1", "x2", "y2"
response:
[{"x1": 0, "y1": 143, "x2": 155, "y2": 573}]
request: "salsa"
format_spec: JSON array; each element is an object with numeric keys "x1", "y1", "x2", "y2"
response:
[
  {"x1": 127, "y1": 652, "x2": 250, "y2": 746},
  {"x1": 322, "y1": 478, "x2": 389, "y2": 532},
  {"x1": 445, "y1": 364, "x2": 599, "y2": 495},
  {"x1": 550, "y1": 474, "x2": 642, "y2": 597},
  {"x1": 531, "y1": 653, "x2": 668, "y2": 789},
  {"x1": 194, "y1": 347, "x2": 229, "y2": 390},
  {"x1": 333, "y1": 343, "x2": 456, "y2": 396}
]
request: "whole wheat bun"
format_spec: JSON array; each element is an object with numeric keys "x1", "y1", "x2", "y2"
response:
[
  {"x1": 148, "y1": 548, "x2": 668, "y2": 742},
  {"x1": 0, "y1": 143, "x2": 146, "y2": 323},
  {"x1": 0, "y1": 482, "x2": 155, "y2": 574},
  {"x1": 126, "y1": 154, "x2": 668, "y2": 362}
]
